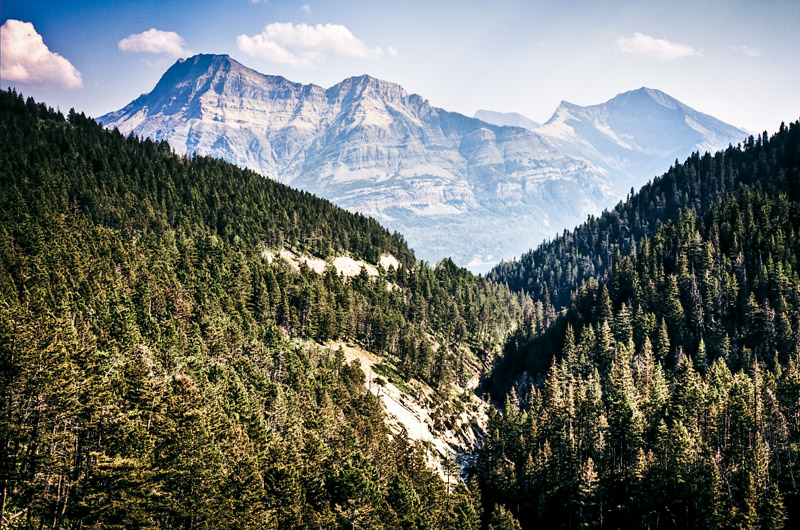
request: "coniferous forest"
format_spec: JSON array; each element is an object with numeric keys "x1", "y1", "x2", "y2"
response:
[
  {"x1": 480, "y1": 120, "x2": 800, "y2": 528},
  {"x1": 2, "y1": 86, "x2": 800, "y2": 529},
  {"x1": 0, "y1": 89, "x2": 519, "y2": 529}
]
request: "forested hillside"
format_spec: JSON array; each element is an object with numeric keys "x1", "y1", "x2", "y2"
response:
[
  {"x1": 477, "y1": 122, "x2": 800, "y2": 528},
  {"x1": 0, "y1": 89, "x2": 520, "y2": 529},
  {"x1": 488, "y1": 129, "x2": 788, "y2": 309},
  {"x1": 5, "y1": 86, "x2": 800, "y2": 530}
]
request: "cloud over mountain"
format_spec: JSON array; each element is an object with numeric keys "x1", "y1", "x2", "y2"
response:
[
  {"x1": 0, "y1": 19, "x2": 82, "y2": 89},
  {"x1": 237, "y1": 22, "x2": 382, "y2": 68},
  {"x1": 615, "y1": 32, "x2": 700, "y2": 61},
  {"x1": 118, "y1": 28, "x2": 188, "y2": 56}
]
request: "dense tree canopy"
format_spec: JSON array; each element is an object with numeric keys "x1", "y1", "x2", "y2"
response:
[
  {"x1": 0, "y1": 89, "x2": 520, "y2": 529},
  {"x1": 478, "y1": 120, "x2": 800, "y2": 529},
  {"x1": 4, "y1": 86, "x2": 800, "y2": 530},
  {"x1": 488, "y1": 126, "x2": 794, "y2": 310}
]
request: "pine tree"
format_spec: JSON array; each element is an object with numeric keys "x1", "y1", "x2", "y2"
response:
[
  {"x1": 665, "y1": 274, "x2": 686, "y2": 354},
  {"x1": 487, "y1": 504, "x2": 521, "y2": 530},
  {"x1": 656, "y1": 318, "x2": 670, "y2": 362},
  {"x1": 576, "y1": 457, "x2": 599, "y2": 529}
]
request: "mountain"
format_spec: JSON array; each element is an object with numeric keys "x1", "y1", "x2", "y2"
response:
[
  {"x1": 473, "y1": 109, "x2": 540, "y2": 130},
  {"x1": 98, "y1": 54, "x2": 613, "y2": 269},
  {"x1": 486, "y1": 126, "x2": 799, "y2": 387},
  {"x1": 535, "y1": 87, "x2": 748, "y2": 193},
  {"x1": 487, "y1": 125, "x2": 774, "y2": 310},
  {"x1": 0, "y1": 90, "x2": 520, "y2": 529},
  {"x1": 99, "y1": 54, "x2": 745, "y2": 268}
]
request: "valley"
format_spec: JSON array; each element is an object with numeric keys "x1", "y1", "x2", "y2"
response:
[
  {"x1": 3, "y1": 1, "x2": 798, "y2": 527},
  {"x1": 1, "y1": 62, "x2": 797, "y2": 530}
]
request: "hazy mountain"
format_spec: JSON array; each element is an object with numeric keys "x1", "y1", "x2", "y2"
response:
[
  {"x1": 474, "y1": 109, "x2": 540, "y2": 130},
  {"x1": 99, "y1": 55, "x2": 745, "y2": 269},
  {"x1": 99, "y1": 54, "x2": 614, "y2": 267},
  {"x1": 535, "y1": 87, "x2": 748, "y2": 194}
]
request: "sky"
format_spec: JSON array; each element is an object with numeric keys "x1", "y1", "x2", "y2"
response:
[{"x1": 1, "y1": 0, "x2": 799, "y2": 133}]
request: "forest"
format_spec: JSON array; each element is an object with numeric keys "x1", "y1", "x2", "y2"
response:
[
  {"x1": 0, "y1": 89, "x2": 519, "y2": 529},
  {"x1": 488, "y1": 130, "x2": 791, "y2": 310},
  {"x1": 2, "y1": 86, "x2": 800, "y2": 529},
  {"x1": 479, "y1": 121, "x2": 800, "y2": 528}
]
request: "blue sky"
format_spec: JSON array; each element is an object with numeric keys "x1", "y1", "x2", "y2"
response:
[{"x1": 1, "y1": 0, "x2": 798, "y2": 133}]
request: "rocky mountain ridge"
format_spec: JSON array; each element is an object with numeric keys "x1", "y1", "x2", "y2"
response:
[{"x1": 100, "y1": 54, "x2": 746, "y2": 268}]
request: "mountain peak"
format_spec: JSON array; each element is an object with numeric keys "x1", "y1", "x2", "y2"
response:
[
  {"x1": 333, "y1": 73, "x2": 404, "y2": 91},
  {"x1": 99, "y1": 57, "x2": 747, "y2": 267},
  {"x1": 155, "y1": 54, "x2": 240, "y2": 88},
  {"x1": 631, "y1": 86, "x2": 661, "y2": 95},
  {"x1": 327, "y1": 73, "x2": 411, "y2": 103},
  {"x1": 551, "y1": 88, "x2": 680, "y2": 117},
  {"x1": 543, "y1": 100, "x2": 580, "y2": 124},
  {"x1": 150, "y1": 53, "x2": 305, "y2": 98},
  {"x1": 169, "y1": 53, "x2": 239, "y2": 72},
  {"x1": 536, "y1": 86, "x2": 746, "y2": 192},
  {"x1": 346, "y1": 73, "x2": 380, "y2": 83},
  {"x1": 610, "y1": 86, "x2": 680, "y2": 110}
]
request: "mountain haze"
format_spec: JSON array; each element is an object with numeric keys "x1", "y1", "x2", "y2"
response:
[
  {"x1": 479, "y1": 123, "x2": 800, "y2": 528},
  {"x1": 473, "y1": 109, "x2": 540, "y2": 130},
  {"x1": 536, "y1": 87, "x2": 748, "y2": 193},
  {"x1": 100, "y1": 54, "x2": 746, "y2": 268}
]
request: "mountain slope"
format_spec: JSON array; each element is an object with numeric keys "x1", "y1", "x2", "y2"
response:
[
  {"x1": 487, "y1": 124, "x2": 800, "y2": 388},
  {"x1": 100, "y1": 55, "x2": 623, "y2": 268},
  {"x1": 477, "y1": 121, "x2": 800, "y2": 529},
  {"x1": 488, "y1": 128, "x2": 781, "y2": 311},
  {"x1": 100, "y1": 56, "x2": 745, "y2": 268},
  {"x1": 0, "y1": 90, "x2": 520, "y2": 529}
]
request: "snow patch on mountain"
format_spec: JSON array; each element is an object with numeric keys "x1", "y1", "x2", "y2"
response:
[
  {"x1": 335, "y1": 341, "x2": 488, "y2": 481},
  {"x1": 261, "y1": 248, "x2": 396, "y2": 278},
  {"x1": 379, "y1": 253, "x2": 401, "y2": 270}
]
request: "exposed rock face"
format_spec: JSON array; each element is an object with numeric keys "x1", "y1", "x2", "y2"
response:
[{"x1": 100, "y1": 55, "x2": 745, "y2": 268}]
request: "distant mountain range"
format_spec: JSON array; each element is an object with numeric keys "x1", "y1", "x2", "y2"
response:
[
  {"x1": 473, "y1": 110, "x2": 540, "y2": 130},
  {"x1": 99, "y1": 54, "x2": 747, "y2": 268}
]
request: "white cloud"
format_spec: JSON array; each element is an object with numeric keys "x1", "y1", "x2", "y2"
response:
[
  {"x1": 732, "y1": 44, "x2": 761, "y2": 57},
  {"x1": 302, "y1": 4, "x2": 311, "y2": 14},
  {"x1": 387, "y1": 46, "x2": 399, "y2": 56},
  {"x1": 615, "y1": 32, "x2": 700, "y2": 62},
  {"x1": 0, "y1": 19, "x2": 82, "y2": 89},
  {"x1": 118, "y1": 28, "x2": 187, "y2": 56},
  {"x1": 237, "y1": 22, "x2": 381, "y2": 68}
]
